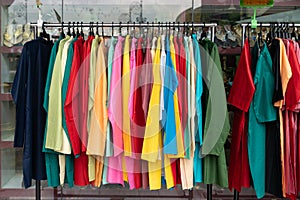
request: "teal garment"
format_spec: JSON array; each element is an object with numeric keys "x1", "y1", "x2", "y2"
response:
[
  {"x1": 103, "y1": 37, "x2": 117, "y2": 185},
  {"x1": 183, "y1": 36, "x2": 191, "y2": 159},
  {"x1": 248, "y1": 43, "x2": 277, "y2": 199},
  {"x1": 199, "y1": 39, "x2": 230, "y2": 188},
  {"x1": 42, "y1": 38, "x2": 61, "y2": 187},
  {"x1": 42, "y1": 37, "x2": 74, "y2": 188},
  {"x1": 192, "y1": 34, "x2": 203, "y2": 144},
  {"x1": 193, "y1": 143, "x2": 202, "y2": 183}
]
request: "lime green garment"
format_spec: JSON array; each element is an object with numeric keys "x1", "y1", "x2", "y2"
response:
[
  {"x1": 199, "y1": 39, "x2": 230, "y2": 188},
  {"x1": 45, "y1": 36, "x2": 71, "y2": 153},
  {"x1": 43, "y1": 36, "x2": 75, "y2": 187}
]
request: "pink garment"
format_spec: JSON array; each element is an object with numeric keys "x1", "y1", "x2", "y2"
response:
[
  {"x1": 125, "y1": 157, "x2": 136, "y2": 189},
  {"x1": 107, "y1": 155, "x2": 124, "y2": 185},
  {"x1": 108, "y1": 36, "x2": 124, "y2": 156},
  {"x1": 128, "y1": 37, "x2": 137, "y2": 119}
]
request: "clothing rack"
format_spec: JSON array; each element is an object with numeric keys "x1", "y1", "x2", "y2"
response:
[
  {"x1": 30, "y1": 22, "x2": 217, "y2": 42},
  {"x1": 29, "y1": 21, "x2": 218, "y2": 200},
  {"x1": 241, "y1": 22, "x2": 300, "y2": 46},
  {"x1": 237, "y1": 21, "x2": 300, "y2": 200}
]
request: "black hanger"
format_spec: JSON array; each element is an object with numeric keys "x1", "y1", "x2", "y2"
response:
[
  {"x1": 80, "y1": 22, "x2": 84, "y2": 38},
  {"x1": 96, "y1": 22, "x2": 99, "y2": 36},
  {"x1": 76, "y1": 22, "x2": 80, "y2": 37},
  {"x1": 89, "y1": 22, "x2": 95, "y2": 36},
  {"x1": 158, "y1": 22, "x2": 160, "y2": 36},
  {"x1": 119, "y1": 22, "x2": 122, "y2": 36},
  {"x1": 200, "y1": 23, "x2": 207, "y2": 40},
  {"x1": 72, "y1": 22, "x2": 76, "y2": 37},
  {"x1": 61, "y1": 22, "x2": 66, "y2": 38},
  {"x1": 133, "y1": 22, "x2": 136, "y2": 38},
  {"x1": 40, "y1": 22, "x2": 50, "y2": 41},
  {"x1": 127, "y1": 22, "x2": 130, "y2": 36},
  {"x1": 67, "y1": 22, "x2": 71, "y2": 36},
  {"x1": 101, "y1": 22, "x2": 104, "y2": 37}
]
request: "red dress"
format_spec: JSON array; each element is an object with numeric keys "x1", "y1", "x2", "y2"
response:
[
  {"x1": 227, "y1": 40, "x2": 253, "y2": 192},
  {"x1": 64, "y1": 37, "x2": 89, "y2": 186}
]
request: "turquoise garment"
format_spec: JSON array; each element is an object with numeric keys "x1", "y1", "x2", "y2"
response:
[
  {"x1": 163, "y1": 36, "x2": 179, "y2": 155},
  {"x1": 103, "y1": 37, "x2": 117, "y2": 185},
  {"x1": 183, "y1": 36, "x2": 191, "y2": 159},
  {"x1": 192, "y1": 34, "x2": 203, "y2": 144},
  {"x1": 193, "y1": 144, "x2": 202, "y2": 183},
  {"x1": 248, "y1": 43, "x2": 277, "y2": 198}
]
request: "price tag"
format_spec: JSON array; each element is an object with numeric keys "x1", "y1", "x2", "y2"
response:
[{"x1": 240, "y1": 0, "x2": 274, "y2": 7}]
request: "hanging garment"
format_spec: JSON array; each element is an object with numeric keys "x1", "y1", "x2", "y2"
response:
[
  {"x1": 45, "y1": 36, "x2": 72, "y2": 154},
  {"x1": 189, "y1": 36, "x2": 201, "y2": 184},
  {"x1": 81, "y1": 35, "x2": 95, "y2": 152},
  {"x1": 60, "y1": 36, "x2": 77, "y2": 187},
  {"x1": 199, "y1": 38, "x2": 230, "y2": 188},
  {"x1": 43, "y1": 37, "x2": 63, "y2": 188},
  {"x1": 248, "y1": 43, "x2": 277, "y2": 198},
  {"x1": 266, "y1": 39, "x2": 285, "y2": 197},
  {"x1": 64, "y1": 36, "x2": 89, "y2": 186},
  {"x1": 180, "y1": 36, "x2": 194, "y2": 190},
  {"x1": 102, "y1": 37, "x2": 117, "y2": 185},
  {"x1": 131, "y1": 37, "x2": 148, "y2": 189},
  {"x1": 281, "y1": 40, "x2": 300, "y2": 199},
  {"x1": 86, "y1": 35, "x2": 100, "y2": 183},
  {"x1": 143, "y1": 36, "x2": 162, "y2": 190},
  {"x1": 141, "y1": 38, "x2": 154, "y2": 121},
  {"x1": 122, "y1": 35, "x2": 135, "y2": 188},
  {"x1": 163, "y1": 35, "x2": 179, "y2": 155},
  {"x1": 169, "y1": 35, "x2": 183, "y2": 186},
  {"x1": 273, "y1": 39, "x2": 292, "y2": 197},
  {"x1": 122, "y1": 35, "x2": 132, "y2": 157},
  {"x1": 12, "y1": 37, "x2": 53, "y2": 188},
  {"x1": 227, "y1": 39, "x2": 253, "y2": 192},
  {"x1": 107, "y1": 36, "x2": 125, "y2": 185}
]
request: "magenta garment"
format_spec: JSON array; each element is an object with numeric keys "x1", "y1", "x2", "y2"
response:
[
  {"x1": 108, "y1": 36, "x2": 124, "y2": 156},
  {"x1": 128, "y1": 37, "x2": 137, "y2": 119}
]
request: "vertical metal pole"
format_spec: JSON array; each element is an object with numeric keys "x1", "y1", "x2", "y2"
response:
[
  {"x1": 36, "y1": 180, "x2": 41, "y2": 200},
  {"x1": 62, "y1": 0, "x2": 64, "y2": 22},
  {"x1": 242, "y1": 24, "x2": 246, "y2": 47},
  {"x1": 234, "y1": 189, "x2": 239, "y2": 200},
  {"x1": 212, "y1": 25, "x2": 215, "y2": 42},
  {"x1": 191, "y1": 0, "x2": 195, "y2": 22},
  {"x1": 207, "y1": 184, "x2": 212, "y2": 200}
]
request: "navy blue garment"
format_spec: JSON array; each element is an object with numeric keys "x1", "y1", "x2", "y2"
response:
[{"x1": 11, "y1": 37, "x2": 53, "y2": 188}]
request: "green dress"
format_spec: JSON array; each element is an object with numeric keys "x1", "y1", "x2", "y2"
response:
[
  {"x1": 248, "y1": 43, "x2": 277, "y2": 198},
  {"x1": 199, "y1": 39, "x2": 230, "y2": 188}
]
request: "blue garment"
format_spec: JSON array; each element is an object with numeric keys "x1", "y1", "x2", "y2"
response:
[
  {"x1": 248, "y1": 43, "x2": 277, "y2": 198},
  {"x1": 12, "y1": 37, "x2": 53, "y2": 188},
  {"x1": 162, "y1": 36, "x2": 179, "y2": 155},
  {"x1": 192, "y1": 34, "x2": 203, "y2": 144}
]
